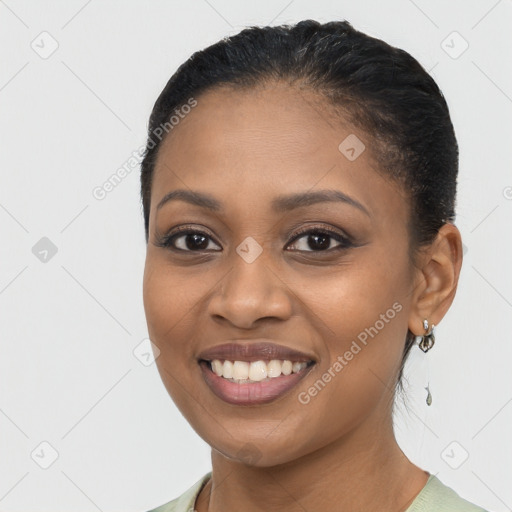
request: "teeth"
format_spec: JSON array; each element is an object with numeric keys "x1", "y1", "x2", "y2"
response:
[
  {"x1": 292, "y1": 362, "x2": 305, "y2": 373},
  {"x1": 232, "y1": 361, "x2": 249, "y2": 380},
  {"x1": 281, "y1": 360, "x2": 292, "y2": 375},
  {"x1": 222, "y1": 360, "x2": 233, "y2": 379},
  {"x1": 267, "y1": 360, "x2": 282, "y2": 378},
  {"x1": 211, "y1": 359, "x2": 223, "y2": 376},
  {"x1": 209, "y1": 359, "x2": 309, "y2": 382},
  {"x1": 249, "y1": 360, "x2": 267, "y2": 381}
]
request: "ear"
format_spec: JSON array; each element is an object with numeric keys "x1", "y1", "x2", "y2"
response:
[{"x1": 408, "y1": 223, "x2": 464, "y2": 336}]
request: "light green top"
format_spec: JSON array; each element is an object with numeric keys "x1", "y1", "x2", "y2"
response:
[{"x1": 147, "y1": 472, "x2": 489, "y2": 512}]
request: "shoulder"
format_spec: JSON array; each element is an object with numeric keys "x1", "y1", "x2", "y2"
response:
[
  {"x1": 145, "y1": 472, "x2": 212, "y2": 512},
  {"x1": 145, "y1": 472, "x2": 490, "y2": 511},
  {"x1": 406, "y1": 474, "x2": 490, "y2": 512}
]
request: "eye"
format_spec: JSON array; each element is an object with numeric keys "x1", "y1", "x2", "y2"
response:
[
  {"x1": 286, "y1": 226, "x2": 354, "y2": 252},
  {"x1": 155, "y1": 226, "x2": 221, "y2": 252},
  {"x1": 155, "y1": 224, "x2": 354, "y2": 254}
]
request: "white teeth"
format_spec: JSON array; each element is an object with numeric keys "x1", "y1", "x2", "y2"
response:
[
  {"x1": 267, "y1": 360, "x2": 282, "y2": 378},
  {"x1": 281, "y1": 360, "x2": 292, "y2": 375},
  {"x1": 232, "y1": 361, "x2": 249, "y2": 380},
  {"x1": 292, "y1": 362, "x2": 307, "y2": 373},
  {"x1": 209, "y1": 358, "x2": 310, "y2": 381},
  {"x1": 211, "y1": 359, "x2": 223, "y2": 376},
  {"x1": 222, "y1": 360, "x2": 233, "y2": 379},
  {"x1": 249, "y1": 361, "x2": 268, "y2": 382}
]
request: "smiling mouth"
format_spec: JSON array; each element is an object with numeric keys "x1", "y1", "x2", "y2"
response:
[
  {"x1": 199, "y1": 358, "x2": 316, "y2": 405},
  {"x1": 206, "y1": 358, "x2": 313, "y2": 382}
]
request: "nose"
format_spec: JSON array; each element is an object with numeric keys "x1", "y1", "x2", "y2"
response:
[{"x1": 207, "y1": 251, "x2": 294, "y2": 330}]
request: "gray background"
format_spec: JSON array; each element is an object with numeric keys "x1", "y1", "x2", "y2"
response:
[{"x1": 1, "y1": 0, "x2": 511, "y2": 511}]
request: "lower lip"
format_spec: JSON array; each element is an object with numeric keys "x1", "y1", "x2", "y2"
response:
[{"x1": 199, "y1": 361, "x2": 314, "y2": 406}]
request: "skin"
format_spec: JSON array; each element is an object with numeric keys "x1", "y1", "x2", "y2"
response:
[{"x1": 142, "y1": 81, "x2": 463, "y2": 512}]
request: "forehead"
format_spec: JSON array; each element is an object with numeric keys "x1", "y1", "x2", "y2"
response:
[
  {"x1": 151, "y1": 83, "x2": 406, "y2": 220},
  {"x1": 156, "y1": 82, "x2": 356, "y2": 165}
]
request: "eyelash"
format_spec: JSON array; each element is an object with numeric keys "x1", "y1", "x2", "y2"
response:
[{"x1": 155, "y1": 224, "x2": 355, "y2": 254}]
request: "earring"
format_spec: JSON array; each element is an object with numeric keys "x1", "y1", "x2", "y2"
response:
[
  {"x1": 417, "y1": 319, "x2": 435, "y2": 406},
  {"x1": 418, "y1": 319, "x2": 435, "y2": 353},
  {"x1": 425, "y1": 384, "x2": 432, "y2": 406}
]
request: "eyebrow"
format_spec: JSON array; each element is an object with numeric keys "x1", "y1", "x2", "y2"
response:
[{"x1": 156, "y1": 188, "x2": 370, "y2": 217}]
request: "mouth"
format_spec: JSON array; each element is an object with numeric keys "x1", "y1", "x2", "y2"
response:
[{"x1": 198, "y1": 342, "x2": 316, "y2": 405}]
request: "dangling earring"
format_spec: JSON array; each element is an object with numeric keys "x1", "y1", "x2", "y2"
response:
[
  {"x1": 417, "y1": 319, "x2": 435, "y2": 406},
  {"x1": 418, "y1": 319, "x2": 435, "y2": 353},
  {"x1": 425, "y1": 384, "x2": 432, "y2": 406}
]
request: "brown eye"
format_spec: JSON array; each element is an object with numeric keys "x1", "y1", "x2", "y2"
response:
[
  {"x1": 287, "y1": 227, "x2": 353, "y2": 252},
  {"x1": 156, "y1": 227, "x2": 222, "y2": 252}
]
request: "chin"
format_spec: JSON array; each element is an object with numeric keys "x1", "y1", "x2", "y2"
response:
[{"x1": 201, "y1": 425, "x2": 318, "y2": 468}]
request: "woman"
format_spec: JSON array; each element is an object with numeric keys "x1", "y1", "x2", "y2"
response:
[{"x1": 140, "y1": 19, "x2": 489, "y2": 512}]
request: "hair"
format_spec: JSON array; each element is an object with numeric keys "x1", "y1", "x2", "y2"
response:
[{"x1": 140, "y1": 19, "x2": 459, "y2": 400}]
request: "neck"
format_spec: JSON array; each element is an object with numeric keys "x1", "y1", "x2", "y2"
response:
[{"x1": 195, "y1": 410, "x2": 429, "y2": 512}]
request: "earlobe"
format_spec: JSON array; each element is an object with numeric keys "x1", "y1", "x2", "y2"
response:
[{"x1": 407, "y1": 223, "x2": 463, "y2": 336}]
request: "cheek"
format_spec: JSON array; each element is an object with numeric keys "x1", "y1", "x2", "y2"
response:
[
  {"x1": 294, "y1": 250, "x2": 409, "y2": 414},
  {"x1": 143, "y1": 259, "x2": 205, "y2": 415},
  {"x1": 288, "y1": 299, "x2": 407, "y2": 459},
  {"x1": 143, "y1": 256, "x2": 200, "y2": 337},
  {"x1": 301, "y1": 247, "x2": 408, "y2": 349},
  {"x1": 142, "y1": 257, "x2": 201, "y2": 375}
]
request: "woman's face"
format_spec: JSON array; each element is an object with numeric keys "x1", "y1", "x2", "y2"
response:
[{"x1": 143, "y1": 82, "x2": 417, "y2": 466}]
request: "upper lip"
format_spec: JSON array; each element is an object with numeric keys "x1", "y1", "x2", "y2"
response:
[{"x1": 198, "y1": 340, "x2": 316, "y2": 363}]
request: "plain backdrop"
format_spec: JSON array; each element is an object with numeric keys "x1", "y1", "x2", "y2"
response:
[{"x1": 1, "y1": 1, "x2": 511, "y2": 511}]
